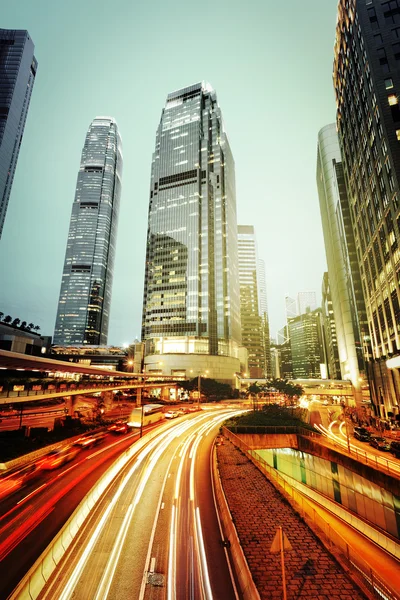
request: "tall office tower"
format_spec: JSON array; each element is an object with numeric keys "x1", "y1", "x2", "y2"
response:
[
  {"x1": 0, "y1": 29, "x2": 37, "y2": 239},
  {"x1": 317, "y1": 124, "x2": 366, "y2": 395},
  {"x1": 277, "y1": 325, "x2": 289, "y2": 345},
  {"x1": 141, "y1": 83, "x2": 242, "y2": 383},
  {"x1": 285, "y1": 296, "x2": 297, "y2": 320},
  {"x1": 297, "y1": 291, "x2": 317, "y2": 315},
  {"x1": 334, "y1": 1, "x2": 400, "y2": 416},
  {"x1": 258, "y1": 258, "x2": 271, "y2": 377},
  {"x1": 288, "y1": 309, "x2": 325, "y2": 379},
  {"x1": 54, "y1": 117, "x2": 122, "y2": 346},
  {"x1": 237, "y1": 226, "x2": 264, "y2": 378},
  {"x1": 321, "y1": 272, "x2": 341, "y2": 379},
  {"x1": 269, "y1": 344, "x2": 280, "y2": 378}
]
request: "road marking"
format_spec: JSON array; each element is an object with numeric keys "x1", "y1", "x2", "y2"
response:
[
  {"x1": 161, "y1": 502, "x2": 164, "y2": 509},
  {"x1": 150, "y1": 557, "x2": 156, "y2": 573},
  {"x1": 17, "y1": 482, "x2": 47, "y2": 504}
]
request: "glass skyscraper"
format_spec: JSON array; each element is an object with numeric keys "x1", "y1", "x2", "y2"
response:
[
  {"x1": 317, "y1": 124, "x2": 366, "y2": 395},
  {"x1": 142, "y1": 82, "x2": 242, "y2": 382},
  {"x1": 54, "y1": 117, "x2": 122, "y2": 346},
  {"x1": 0, "y1": 29, "x2": 37, "y2": 239},
  {"x1": 334, "y1": 0, "x2": 400, "y2": 416},
  {"x1": 237, "y1": 225, "x2": 266, "y2": 378}
]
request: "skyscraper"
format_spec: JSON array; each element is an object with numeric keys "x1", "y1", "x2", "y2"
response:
[
  {"x1": 297, "y1": 291, "x2": 317, "y2": 315},
  {"x1": 237, "y1": 225, "x2": 264, "y2": 378},
  {"x1": 288, "y1": 309, "x2": 325, "y2": 379},
  {"x1": 321, "y1": 272, "x2": 341, "y2": 380},
  {"x1": 141, "y1": 82, "x2": 242, "y2": 383},
  {"x1": 334, "y1": 1, "x2": 400, "y2": 416},
  {"x1": 316, "y1": 124, "x2": 365, "y2": 394},
  {"x1": 0, "y1": 29, "x2": 37, "y2": 239},
  {"x1": 258, "y1": 258, "x2": 271, "y2": 377},
  {"x1": 54, "y1": 117, "x2": 122, "y2": 346}
]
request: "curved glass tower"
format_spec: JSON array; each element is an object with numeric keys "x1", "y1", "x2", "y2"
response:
[
  {"x1": 54, "y1": 117, "x2": 122, "y2": 345},
  {"x1": 0, "y1": 29, "x2": 37, "y2": 239},
  {"x1": 142, "y1": 82, "x2": 241, "y2": 374}
]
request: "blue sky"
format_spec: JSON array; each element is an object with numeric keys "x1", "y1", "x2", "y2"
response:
[{"x1": 0, "y1": 0, "x2": 339, "y2": 343}]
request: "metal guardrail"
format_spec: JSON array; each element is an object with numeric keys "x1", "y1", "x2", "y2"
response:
[
  {"x1": 228, "y1": 425, "x2": 321, "y2": 437},
  {"x1": 222, "y1": 427, "x2": 400, "y2": 600}
]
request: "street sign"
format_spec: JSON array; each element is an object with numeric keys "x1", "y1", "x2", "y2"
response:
[{"x1": 270, "y1": 528, "x2": 293, "y2": 553}]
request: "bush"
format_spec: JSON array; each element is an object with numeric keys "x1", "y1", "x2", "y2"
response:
[{"x1": 225, "y1": 404, "x2": 315, "y2": 431}]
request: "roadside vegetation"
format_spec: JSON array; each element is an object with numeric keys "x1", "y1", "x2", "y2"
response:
[{"x1": 225, "y1": 404, "x2": 316, "y2": 432}]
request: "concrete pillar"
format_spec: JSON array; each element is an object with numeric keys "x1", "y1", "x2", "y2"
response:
[
  {"x1": 101, "y1": 390, "x2": 114, "y2": 409},
  {"x1": 161, "y1": 386, "x2": 170, "y2": 401},
  {"x1": 65, "y1": 395, "x2": 73, "y2": 417}
]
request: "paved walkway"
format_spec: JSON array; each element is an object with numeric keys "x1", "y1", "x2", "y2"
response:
[{"x1": 216, "y1": 438, "x2": 366, "y2": 600}]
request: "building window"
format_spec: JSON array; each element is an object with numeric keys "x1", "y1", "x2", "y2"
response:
[
  {"x1": 385, "y1": 78, "x2": 394, "y2": 89},
  {"x1": 393, "y1": 42, "x2": 400, "y2": 59},
  {"x1": 396, "y1": 129, "x2": 400, "y2": 140},
  {"x1": 388, "y1": 94, "x2": 399, "y2": 105}
]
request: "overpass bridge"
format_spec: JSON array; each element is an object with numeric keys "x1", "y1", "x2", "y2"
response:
[
  {"x1": 0, "y1": 349, "x2": 181, "y2": 408},
  {"x1": 239, "y1": 377, "x2": 370, "y2": 404}
]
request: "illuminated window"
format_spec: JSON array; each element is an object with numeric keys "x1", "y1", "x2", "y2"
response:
[
  {"x1": 385, "y1": 78, "x2": 394, "y2": 89},
  {"x1": 388, "y1": 94, "x2": 398, "y2": 105},
  {"x1": 396, "y1": 129, "x2": 400, "y2": 140}
]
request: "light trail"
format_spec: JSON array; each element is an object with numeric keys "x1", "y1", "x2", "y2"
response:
[
  {"x1": 315, "y1": 422, "x2": 400, "y2": 476},
  {"x1": 93, "y1": 504, "x2": 134, "y2": 600}
]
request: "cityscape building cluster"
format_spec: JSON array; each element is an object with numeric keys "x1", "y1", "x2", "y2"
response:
[{"x1": 1, "y1": 0, "x2": 400, "y2": 419}]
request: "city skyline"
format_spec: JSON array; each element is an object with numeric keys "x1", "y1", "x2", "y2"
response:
[{"x1": 0, "y1": 1, "x2": 338, "y2": 343}]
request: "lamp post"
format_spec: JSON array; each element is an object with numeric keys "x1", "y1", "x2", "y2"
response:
[
  {"x1": 140, "y1": 404, "x2": 144, "y2": 438},
  {"x1": 198, "y1": 373, "x2": 201, "y2": 410},
  {"x1": 341, "y1": 401, "x2": 351, "y2": 454}
]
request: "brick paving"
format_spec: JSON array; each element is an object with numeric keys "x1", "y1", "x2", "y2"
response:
[{"x1": 216, "y1": 438, "x2": 366, "y2": 600}]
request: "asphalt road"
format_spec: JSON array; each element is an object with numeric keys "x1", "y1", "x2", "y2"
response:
[
  {"x1": 0, "y1": 427, "x2": 151, "y2": 599},
  {"x1": 37, "y1": 408, "x2": 243, "y2": 600}
]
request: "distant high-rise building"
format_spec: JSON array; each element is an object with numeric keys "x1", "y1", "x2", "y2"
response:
[
  {"x1": 258, "y1": 258, "x2": 271, "y2": 377},
  {"x1": 141, "y1": 83, "x2": 241, "y2": 383},
  {"x1": 321, "y1": 272, "x2": 341, "y2": 379},
  {"x1": 54, "y1": 117, "x2": 122, "y2": 346},
  {"x1": 238, "y1": 225, "x2": 264, "y2": 378},
  {"x1": 0, "y1": 29, "x2": 37, "y2": 239},
  {"x1": 297, "y1": 291, "x2": 317, "y2": 315},
  {"x1": 334, "y1": 1, "x2": 400, "y2": 416},
  {"x1": 285, "y1": 296, "x2": 297, "y2": 320},
  {"x1": 277, "y1": 325, "x2": 289, "y2": 345},
  {"x1": 288, "y1": 309, "x2": 325, "y2": 379},
  {"x1": 317, "y1": 124, "x2": 366, "y2": 394}
]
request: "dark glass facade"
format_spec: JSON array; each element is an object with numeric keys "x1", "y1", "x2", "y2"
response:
[
  {"x1": 142, "y1": 82, "x2": 241, "y2": 358},
  {"x1": 334, "y1": 0, "x2": 400, "y2": 415},
  {"x1": 0, "y1": 29, "x2": 37, "y2": 239},
  {"x1": 288, "y1": 310, "x2": 325, "y2": 379},
  {"x1": 54, "y1": 117, "x2": 122, "y2": 346}
]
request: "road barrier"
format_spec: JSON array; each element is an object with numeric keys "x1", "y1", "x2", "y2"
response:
[{"x1": 212, "y1": 443, "x2": 261, "y2": 600}]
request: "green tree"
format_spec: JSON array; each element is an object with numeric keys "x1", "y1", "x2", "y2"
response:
[
  {"x1": 11, "y1": 318, "x2": 20, "y2": 327},
  {"x1": 3, "y1": 315, "x2": 12, "y2": 324}
]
